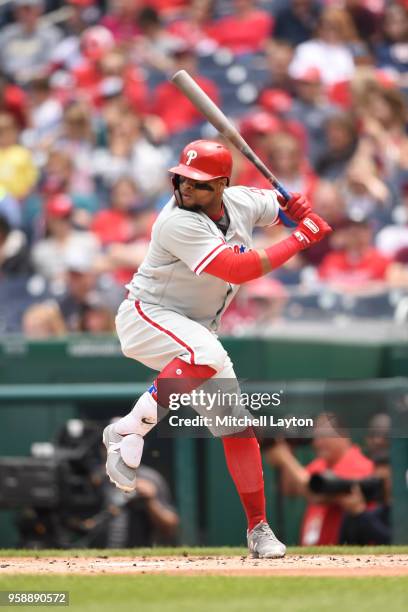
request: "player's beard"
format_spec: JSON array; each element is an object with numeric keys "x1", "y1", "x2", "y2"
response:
[
  {"x1": 174, "y1": 189, "x2": 204, "y2": 212},
  {"x1": 178, "y1": 202, "x2": 204, "y2": 212}
]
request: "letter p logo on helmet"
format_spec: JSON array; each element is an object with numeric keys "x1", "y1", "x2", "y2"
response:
[{"x1": 186, "y1": 150, "x2": 198, "y2": 165}]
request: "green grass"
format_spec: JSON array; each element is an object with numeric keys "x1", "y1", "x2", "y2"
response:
[
  {"x1": 1, "y1": 545, "x2": 408, "y2": 557},
  {"x1": 0, "y1": 575, "x2": 406, "y2": 612}
]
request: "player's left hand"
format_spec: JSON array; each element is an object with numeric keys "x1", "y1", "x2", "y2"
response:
[{"x1": 278, "y1": 192, "x2": 312, "y2": 222}]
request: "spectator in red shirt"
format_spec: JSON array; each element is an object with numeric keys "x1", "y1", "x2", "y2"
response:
[
  {"x1": 72, "y1": 25, "x2": 116, "y2": 97},
  {"x1": 166, "y1": 0, "x2": 216, "y2": 52},
  {"x1": 72, "y1": 27, "x2": 148, "y2": 114},
  {"x1": 232, "y1": 112, "x2": 283, "y2": 188},
  {"x1": 150, "y1": 45, "x2": 220, "y2": 135},
  {"x1": 91, "y1": 176, "x2": 155, "y2": 284},
  {"x1": 264, "y1": 413, "x2": 374, "y2": 545},
  {"x1": 101, "y1": 0, "x2": 143, "y2": 44},
  {"x1": 0, "y1": 76, "x2": 27, "y2": 129},
  {"x1": 208, "y1": 0, "x2": 273, "y2": 54},
  {"x1": 318, "y1": 218, "x2": 391, "y2": 289},
  {"x1": 91, "y1": 176, "x2": 150, "y2": 246}
]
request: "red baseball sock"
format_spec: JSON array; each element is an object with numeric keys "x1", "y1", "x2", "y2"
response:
[
  {"x1": 154, "y1": 357, "x2": 216, "y2": 406},
  {"x1": 222, "y1": 428, "x2": 266, "y2": 531}
]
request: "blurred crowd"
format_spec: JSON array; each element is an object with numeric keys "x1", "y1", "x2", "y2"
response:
[{"x1": 0, "y1": 0, "x2": 407, "y2": 337}]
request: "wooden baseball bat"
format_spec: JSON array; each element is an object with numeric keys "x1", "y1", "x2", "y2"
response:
[{"x1": 171, "y1": 69, "x2": 291, "y2": 203}]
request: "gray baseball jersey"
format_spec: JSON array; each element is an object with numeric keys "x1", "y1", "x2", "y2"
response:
[{"x1": 126, "y1": 186, "x2": 280, "y2": 331}]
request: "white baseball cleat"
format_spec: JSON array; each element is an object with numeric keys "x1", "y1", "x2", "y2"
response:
[
  {"x1": 247, "y1": 521, "x2": 286, "y2": 559},
  {"x1": 102, "y1": 424, "x2": 138, "y2": 492}
]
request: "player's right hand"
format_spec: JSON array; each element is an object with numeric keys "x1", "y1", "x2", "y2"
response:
[{"x1": 292, "y1": 213, "x2": 332, "y2": 250}]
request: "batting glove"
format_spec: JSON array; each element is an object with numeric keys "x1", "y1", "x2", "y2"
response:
[
  {"x1": 278, "y1": 192, "x2": 312, "y2": 222},
  {"x1": 292, "y1": 213, "x2": 333, "y2": 250}
]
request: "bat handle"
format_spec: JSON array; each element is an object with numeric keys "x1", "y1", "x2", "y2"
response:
[
  {"x1": 275, "y1": 183, "x2": 291, "y2": 204},
  {"x1": 272, "y1": 182, "x2": 297, "y2": 228}
]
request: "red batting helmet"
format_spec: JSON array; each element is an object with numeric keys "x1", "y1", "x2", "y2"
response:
[{"x1": 168, "y1": 140, "x2": 232, "y2": 182}]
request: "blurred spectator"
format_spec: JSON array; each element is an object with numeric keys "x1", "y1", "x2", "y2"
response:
[
  {"x1": 166, "y1": 0, "x2": 216, "y2": 53},
  {"x1": 22, "y1": 300, "x2": 67, "y2": 338},
  {"x1": 339, "y1": 450, "x2": 391, "y2": 545},
  {"x1": 264, "y1": 413, "x2": 374, "y2": 545},
  {"x1": 57, "y1": 247, "x2": 103, "y2": 331},
  {"x1": 91, "y1": 176, "x2": 154, "y2": 283},
  {"x1": 221, "y1": 277, "x2": 288, "y2": 335},
  {"x1": 38, "y1": 149, "x2": 74, "y2": 197},
  {"x1": 315, "y1": 112, "x2": 358, "y2": 180},
  {"x1": 134, "y1": 6, "x2": 185, "y2": 74},
  {"x1": 232, "y1": 113, "x2": 282, "y2": 188},
  {"x1": 71, "y1": 25, "x2": 115, "y2": 97},
  {"x1": 79, "y1": 296, "x2": 116, "y2": 333},
  {"x1": 262, "y1": 40, "x2": 295, "y2": 95},
  {"x1": 22, "y1": 76, "x2": 63, "y2": 151},
  {"x1": 91, "y1": 177, "x2": 148, "y2": 246},
  {"x1": 301, "y1": 181, "x2": 348, "y2": 266},
  {"x1": 289, "y1": 67, "x2": 337, "y2": 165},
  {"x1": 73, "y1": 30, "x2": 148, "y2": 114},
  {"x1": 96, "y1": 50, "x2": 148, "y2": 114},
  {"x1": 0, "y1": 76, "x2": 27, "y2": 129},
  {"x1": 376, "y1": 186, "x2": 408, "y2": 258},
  {"x1": 54, "y1": 102, "x2": 97, "y2": 206},
  {"x1": 357, "y1": 83, "x2": 408, "y2": 184},
  {"x1": 31, "y1": 194, "x2": 100, "y2": 283},
  {"x1": 354, "y1": 413, "x2": 393, "y2": 551},
  {"x1": 51, "y1": 0, "x2": 101, "y2": 71},
  {"x1": 258, "y1": 89, "x2": 293, "y2": 120},
  {"x1": 386, "y1": 247, "x2": 408, "y2": 290},
  {"x1": 207, "y1": 0, "x2": 273, "y2": 54},
  {"x1": 101, "y1": 0, "x2": 143, "y2": 44},
  {"x1": 318, "y1": 219, "x2": 391, "y2": 290},
  {"x1": 97, "y1": 462, "x2": 180, "y2": 547},
  {"x1": 264, "y1": 130, "x2": 318, "y2": 200},
  {"x1": 0, "y1": 214, "x2": 31, "y2": 277},
  {"x1": 0, "y1": 0, "x2": 62, "y2": 84},
  {"x1": 365, "y1": 412, "x2": 391, "y2": 461},
  {"x1": 63, "y1": 0, "x2": 101, "y2": 37},
  {"x1": 150, "y1": 45, "x2": 220, "y2": 135},
  {"x1": 345, "y1": 0, "x2": 381, "y2": 45},
  {"x1": 92, "y1": 111, "x2": 169, "y2": 199},
  {"x1": 0, "y1": 112, "x2": 38, "y2": 200},
  {"x1": 339, "y1": 154, "x2": 391, "y2": 223},
  {"x1": 374, "y1": 2, "x2": 408, "y2": 84},
  {"x1": 0, "y1": 187, "x2": 22, "y2": 228},
  {"x1": 15, "y1": 418, "x2": 179, "y2": 547},
  {"x1": 274, "y1": 0, "x2": 321, "y2": 46},
  {"x1": 289, "y1": 6, "x2": 357, "y2": 87},
  {"x1": 23, "y1": 149, "x2": 89, "y2": 234}
]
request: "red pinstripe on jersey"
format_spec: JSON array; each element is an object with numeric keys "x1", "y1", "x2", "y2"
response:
[{"x1": 134, "y1": 300, "x2": 196, "y2": 364}]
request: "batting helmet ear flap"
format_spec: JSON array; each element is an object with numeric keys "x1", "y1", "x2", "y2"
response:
[{"x1": 172, "y1": 174, "x2": 183, "y2": 207}]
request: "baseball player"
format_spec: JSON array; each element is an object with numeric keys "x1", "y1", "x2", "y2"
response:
[{"x1": 103, "y1": 140, "x2": 332, "y2": 558}]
